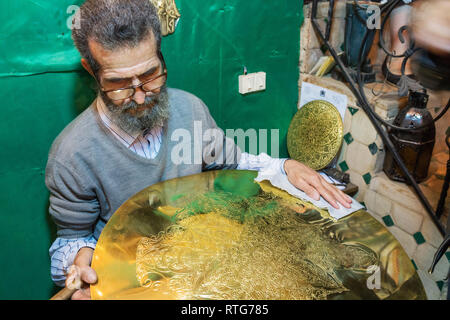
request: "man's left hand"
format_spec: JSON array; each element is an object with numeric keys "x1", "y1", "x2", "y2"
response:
[{"x1": 284, "y1": 159, "x2": 353, "y2": 209}]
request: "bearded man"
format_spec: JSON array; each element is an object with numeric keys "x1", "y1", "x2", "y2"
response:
[{"x1": 46, "y1": 0, "x2": 352, "y2": 300}]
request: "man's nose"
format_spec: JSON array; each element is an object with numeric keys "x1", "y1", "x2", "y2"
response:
[{"x1": 131, "y1": 77, "x2": 146, "y2": 105}]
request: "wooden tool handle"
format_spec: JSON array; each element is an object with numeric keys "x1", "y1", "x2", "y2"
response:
[{"x1": 50, "y1": 287, "x2": 77, "y2": 300}]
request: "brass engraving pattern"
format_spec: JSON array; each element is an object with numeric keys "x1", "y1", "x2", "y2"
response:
[
  {"x1": 133, "y1": 200, "x2": 377, "y2": 299},
  {"x1": 287, "y1": 100, "x2": 343, "y2": 170}
]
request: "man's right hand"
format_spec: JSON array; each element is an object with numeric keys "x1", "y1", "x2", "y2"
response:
[{"x1": 66, "y1": 247, "x2": 97, "y2": 300}]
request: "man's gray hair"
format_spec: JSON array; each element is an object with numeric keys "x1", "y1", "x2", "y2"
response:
[{"x1": 72, "y1": 0, "x2": 162, "y2": 74}]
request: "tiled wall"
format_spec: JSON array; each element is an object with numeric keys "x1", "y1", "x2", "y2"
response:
[
  {"x1": 299, "y1": 73, "x2": 449, "y2": 300},
  {"x1": 365, "y1": 167, "x2": 449, "y2": 300},
  {"x1": 298, "y1": 1, "x2": 449, "y2": 299}
]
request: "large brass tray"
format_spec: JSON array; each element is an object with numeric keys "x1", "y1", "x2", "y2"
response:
[{"x1": 90, "y1": 170, "x2": 426, "y2": 300}]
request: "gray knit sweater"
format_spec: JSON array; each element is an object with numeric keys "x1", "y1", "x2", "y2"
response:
[{"x1": 45, "y1": 88, "x2": 240, "y2": 240}]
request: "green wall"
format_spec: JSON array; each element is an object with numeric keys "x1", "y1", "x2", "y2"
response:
[{"x1": 0, "y1": 0, "x2": 302, "y2": 299}]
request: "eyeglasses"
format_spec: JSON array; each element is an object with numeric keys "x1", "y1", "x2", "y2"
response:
[
  {"x1": 100, "y1": 56, "x2": 168, "y2": 101},
  {"x1": 102, "y1": 72, "x2": 167, "y2": 101}
]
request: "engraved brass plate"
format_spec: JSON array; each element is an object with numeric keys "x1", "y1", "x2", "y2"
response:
[
  {"x1": 287, "y1": 100, "x2": 343, "y2": 170},
  {"x1": 90, "y1": 170, "x2": 426, "y2": 300}
]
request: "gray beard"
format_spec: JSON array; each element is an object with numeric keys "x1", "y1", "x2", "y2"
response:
[{"x1": 101, "y1": 86, "x2": 170, "y2": 134}]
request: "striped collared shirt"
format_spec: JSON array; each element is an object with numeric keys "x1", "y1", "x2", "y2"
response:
[{"x1": 96, "y1": 98, "x2": 163, "y2": 159}]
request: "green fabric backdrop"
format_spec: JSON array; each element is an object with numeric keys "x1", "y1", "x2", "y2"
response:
[{"x1": 0, "y1": 0, "x2": 302, "y2": 299}]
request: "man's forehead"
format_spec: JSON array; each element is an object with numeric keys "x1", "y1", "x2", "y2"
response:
[{"x1": 89, "y1": 34, "x2": 160, "y2": 79}]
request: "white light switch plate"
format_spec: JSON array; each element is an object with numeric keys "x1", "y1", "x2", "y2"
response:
[{"x1": 239, "y1": 72, "x2": 266, "y2": 94}]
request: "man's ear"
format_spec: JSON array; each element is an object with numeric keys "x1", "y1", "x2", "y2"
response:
[{"x1": 81, "y1": 58, "x2": 95, "y2": 77}]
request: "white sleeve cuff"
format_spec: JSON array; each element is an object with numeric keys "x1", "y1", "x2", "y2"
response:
[{"x1": 237, "y1": 152, "x2": 289, "y2": 175}]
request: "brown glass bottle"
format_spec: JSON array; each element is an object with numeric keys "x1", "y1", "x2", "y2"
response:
[{"x1": 383, "y1": 91, "x2": 436, "y2": 183}]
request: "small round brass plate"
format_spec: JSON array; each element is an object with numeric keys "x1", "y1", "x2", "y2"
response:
[{"x1": 287, "y1": 100, "x2": 343, "y2": 170}]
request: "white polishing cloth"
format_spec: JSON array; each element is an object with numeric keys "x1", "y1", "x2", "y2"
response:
[{"x1": 255, "y1": 170, "x2": 363, "y2": 220}]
